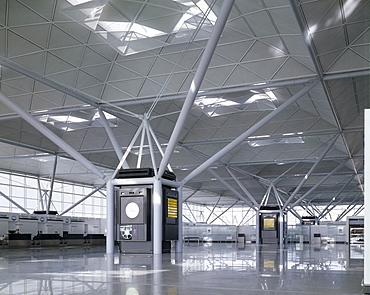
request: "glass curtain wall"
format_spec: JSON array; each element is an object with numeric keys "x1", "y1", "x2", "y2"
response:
[
  {"x1": 183, "y1": 202, "x2": 257, "y2": 226},
  {"x1": 0, "y1": 170, "x2": 362, "y2": 224},
  {"x1": 0, "y1": 170, "x2": 106, "y2": 218},
  {"x1": 183, "y1": 202, "x2": 363, "y2": 226}
]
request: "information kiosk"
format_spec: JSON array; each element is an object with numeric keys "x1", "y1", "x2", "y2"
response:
[
  {"x1": 114, "y1": 168, "x2": 179, "y2": 254},
  {"x1": 258, "y1": 206, "x2": 286, "y2": 244}
]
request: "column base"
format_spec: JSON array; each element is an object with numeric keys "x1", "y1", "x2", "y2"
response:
[{"x1": 363, "y1": 285, "x2": 370, "y2": 294}]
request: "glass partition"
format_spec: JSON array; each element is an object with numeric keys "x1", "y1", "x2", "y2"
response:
[
  {"x1": 184, "y1": 225, "x2": 237, "y2": 242},
  {"x1": 286, "y1": 225, "x2": 310, "y2": 243}
]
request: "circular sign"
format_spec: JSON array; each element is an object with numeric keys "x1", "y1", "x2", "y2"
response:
[
  {"x1": 39, "y1": 216, "x2": 46, "y2": 223},
  {"x1": 10, "y1": 215, "x2": 17, "y2": 221},
  {"x1": 125, "y1": 202, "x2": 140, "y2": 219}
]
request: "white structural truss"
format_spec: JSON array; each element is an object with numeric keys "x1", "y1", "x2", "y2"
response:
[{"x1": 0, "y1": 0, "x2": 368, "y2": 263}]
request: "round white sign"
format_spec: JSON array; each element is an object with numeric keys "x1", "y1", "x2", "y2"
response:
[{"x1": 125, "y1": 202, "x2": 140, "y2": 219}]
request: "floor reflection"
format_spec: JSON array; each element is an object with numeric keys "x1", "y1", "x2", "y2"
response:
[{"x1": 0, "y1": 243, "x2": 364, "y2": 294}]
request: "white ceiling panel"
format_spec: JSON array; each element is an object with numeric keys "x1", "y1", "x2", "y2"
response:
[
  {"x1": 328, "y1": 49, "x2": 369, "y2": 73},
  {"x1": 0, "y1": 0, "x2": 367, "y2": 210}
]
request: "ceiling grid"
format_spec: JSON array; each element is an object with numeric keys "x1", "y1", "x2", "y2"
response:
[{"x1": 0, "y1": 0, "x2": 368, "y2": 211}]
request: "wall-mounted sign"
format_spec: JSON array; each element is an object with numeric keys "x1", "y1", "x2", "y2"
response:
[
  {"x1": 38, "y1": 216, "x2": 47, "y2": 223},
  {"x1": 10, "y1": 215, "x2": 18, "y2": 222}
]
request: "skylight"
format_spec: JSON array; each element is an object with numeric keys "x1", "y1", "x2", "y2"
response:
[
  {"x1": 39, "y1": 115, "x2": 88, "y2": 124},
  {"x1": 63, "y1": 0, "x2": 218, "y2": 55},
  {"x1": 37, "y1": 110, "x2": 118, "y2": 132},
  {"x1": 194, "y1": 96, "x2": 241, "y2": 117},
  {"x1": 194, "y1": 89, "x2": 278, "y2": 117}
]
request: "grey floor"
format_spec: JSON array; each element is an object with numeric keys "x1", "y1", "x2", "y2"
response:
[{"x1": 0, "y1": 242, "x2": 365, "y2": 294}]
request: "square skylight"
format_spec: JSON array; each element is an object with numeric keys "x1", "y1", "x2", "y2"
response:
[
  {"x1": 37, "y1": 110, "x2": 118, "y2": 132},
  {"x1": 63, "y1": 0, "x2": 217, "y2": 55}
]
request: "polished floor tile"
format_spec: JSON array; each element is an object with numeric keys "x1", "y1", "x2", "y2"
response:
[{"x1": 0, "y1": 243, "x2": 364, "y2": 294}]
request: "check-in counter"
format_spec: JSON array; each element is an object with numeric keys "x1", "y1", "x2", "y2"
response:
[
  {"x1": 63, "y1": 233, "x2": 84, "y2": 246},
  {"x1": 3, "y1": 234, "x2": 32, "y2": 248},
  {"x1": 0, "y1": 233, "x2": 106, "y2": 248},
  {"x1": 32, "y1": 233, "x2": 61, "y2": 247},
  {"x1": 84, "y1": 234, "x2": 106, "y2": 245}
]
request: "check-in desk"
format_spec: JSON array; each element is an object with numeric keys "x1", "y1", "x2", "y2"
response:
[
  {"x1": 2, "y1": 234, "x2": 32, "y2": 248},
  {"x1": 63, "y1": 233, "x2": 84, "y2": 246},
  {"x1": 32, "y1": 233, "x2": 61, "y2": 247},
  {"x1": 84, "y1": 234, "x2": 106, "y2": 245}
]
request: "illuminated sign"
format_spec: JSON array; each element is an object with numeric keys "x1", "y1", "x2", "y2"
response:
[
  {"x1": 167, "y1": 198, "x2": 178, "y2": 218},
  {"x1": 263, "y1": 218, "x2": 275, "y2": 229}
]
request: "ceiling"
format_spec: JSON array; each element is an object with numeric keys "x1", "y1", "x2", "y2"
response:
[{"x1": 0, "y1": 0, "x2": 369, "y2": 214}]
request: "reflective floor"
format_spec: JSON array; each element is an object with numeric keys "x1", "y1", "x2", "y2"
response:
[{"x1": 0, "y1": 242, "x2": 365, "y2": 294}]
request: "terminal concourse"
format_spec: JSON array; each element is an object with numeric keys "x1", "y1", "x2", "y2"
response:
[{"x1": 0, "y1": 0, "x2": 369, "y2": 294}]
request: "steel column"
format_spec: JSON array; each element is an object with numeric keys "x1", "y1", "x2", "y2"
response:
[
  {"x1": 137, "y1": 123, "x2": 146, "y2": 168},
  {"x1": 144, "y1": 119, "x2": 158, "y2": 177},
  {"x1": 175, "y1": 184, "x2": 183, "y2": 253},
  {"x1": 272, "y1": 186, "x2": 302, "y2": 222},
  {"x1": 226, "y1": 167, "x2": 259, "y2": 208},
  {"x1": 279, "y1": 210, "x2": 284, "y2": 245},
  {"x1": 153, "y1": 177, "x2": 163, "y2": 254},
  {"x1": 112, "y1": 121, "x2": 144, "y2": 178},
  {"x1": 256, "y1": 211, "x2": 260, "y2": 244},
  {"x1": 158, "y1": 0, "x2": 235, "y2": 178},
  {"x1": 46, "y1": 155, "x2": 58, "y2": 214},
  {"x1": 271, "y1": 185, "x2": 283, "y2": 208},
  {"x1": 261, "y1": 184, "x2": 272, "y2": 207},
  {"x1": 147, "y1": 123, "x2": 173, "y2": 172},
  {"x1": 37, "y1": 177, "x2": 45, "y2": 211},
  {"x1": 106, "y1": 179, "x2": 115, "y2": 254},
  {"x1": 98, "y1": 108, "x2": 129, "y2": 168}
]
